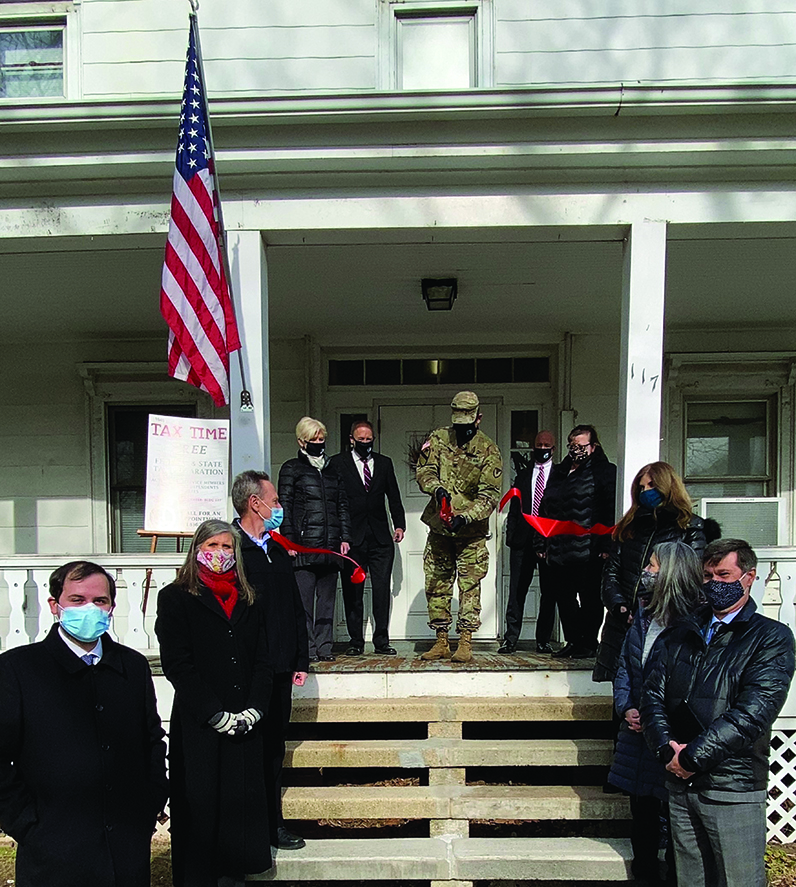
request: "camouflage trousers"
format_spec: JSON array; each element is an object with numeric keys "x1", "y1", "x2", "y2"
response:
[{"x1": 423, "y1": 532, "x2": 489, "y2": 633}]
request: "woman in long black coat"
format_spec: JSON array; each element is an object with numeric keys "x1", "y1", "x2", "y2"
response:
[
  {"x1": 156, "y1": 519, "x2": 272, "y2": 887},
  {"x1": 593, "y1": 462, "x2": 705, "y2": 683},
  {"x1": 278, "y1": 416, "x2": 351, "y2": 662},
  {"x1": 608, "y1": 540, "x2": 703, "y2": 884}
]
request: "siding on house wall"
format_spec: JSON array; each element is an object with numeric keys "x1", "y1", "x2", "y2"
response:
[
  {"x1": 68, "y1": 0, "x2": 796, "y2": 100},
  {"x1": 269, "y1": 338, "x2": 310, "y2": 475},
  {"x1": 570, "y1": 333, "x2": 620, "y2": 467},
  {"x1": 0, "y1": 338, "x2": 167, "y2": 556},
  {"x1": 81, "y1": 0, "x2": 377, "y2": 98},
  {"x1": 494, "y1": 0, "x2": 796, "y2": 86}
]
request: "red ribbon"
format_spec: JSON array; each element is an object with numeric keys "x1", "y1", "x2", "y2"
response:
[
  {"x1": 439, "y1": 495, "x2": 454, "y2": 528},
  {"x1": 499, "y1": 488, "x2": 615, "y2": 538},
  {"x1": 269, "y1": 532, "x2": 366, "y2": 583}
]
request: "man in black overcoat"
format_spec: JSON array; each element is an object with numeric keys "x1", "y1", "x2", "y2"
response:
[
  {"x1": 328, "y1": 419, "x2": 406, "y2": 655},
  {"x1": 0, "y1": 561, "x2": 168, "y2": 887},
  {"x1": 232, "y1": 469, "x2": 310, "y2": 851}
]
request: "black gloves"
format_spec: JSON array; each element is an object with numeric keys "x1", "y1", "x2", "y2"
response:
[
  {"x1": 448, "y1": 515, "x2": 466, "y2": 534},
  {"x1": 435, "y1": 487, "x2": 450, "y2": 506},
  {"x1": 612, "y1": 603, "x2": 633, "y2": 626}
]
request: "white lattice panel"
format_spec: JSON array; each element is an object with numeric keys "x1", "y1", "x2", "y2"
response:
[{"x1": 769, "y1": 729, "x2": 796, "y2": 842}]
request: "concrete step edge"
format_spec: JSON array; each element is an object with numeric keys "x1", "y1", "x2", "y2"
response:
[
  {"x1": 285, "y1": 737, "x2": 613, "y2": 768},
  {"x1": 290, "y1": 695, "x2": 613, "y2": 722},
  {"x1": 281, "y1": 785, "x2": 631, "y2": 821},
  {"x1": 247, "y1": 837, "x2": 634, "y2": 882}
]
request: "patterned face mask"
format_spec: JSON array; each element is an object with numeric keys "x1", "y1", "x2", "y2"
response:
[
  {"x1": 702, "y1": 575, "x2": 748, "y2": 612},
  {"x1": 568, "y1": 443, "x2": 590, "y2": 462},
  {"x1": 196, "y1": 548, "x2": 235, "y2": 574}
]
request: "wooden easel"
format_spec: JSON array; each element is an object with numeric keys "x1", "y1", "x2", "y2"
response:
[{"x1": 137, "y1": 529, "x2": 194, "y2": 614}]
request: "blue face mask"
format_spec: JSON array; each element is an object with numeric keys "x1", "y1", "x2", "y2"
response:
[
  {"x1": 263, "y1": 505, "x2": 284, "y2": 532},
  {"x1": 58, "y1": 603, "x2": 111, "y2": 643},
  {"x1": 639, "y1": 488, "x2": 663, "y2": 509}
]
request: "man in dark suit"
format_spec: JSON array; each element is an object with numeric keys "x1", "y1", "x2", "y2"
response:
[
  {"x1": 329, "y1": 419, "x2": 406, "y2": 655},
  {"x1": 499, "y1": 430, "x2": 557, "y2": 654}
]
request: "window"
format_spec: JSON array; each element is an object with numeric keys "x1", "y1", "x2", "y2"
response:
[
  {"x1": 328, "y1": 356, "x2": 549, "y2": 386},
  {"x1": 396, "y1": 11, "x2": 476, "y2": 90},
  {"x1": 684, "y1": 399, "x2": 773, "y2": 500},
  {"x1": 0, "y1": 25, "x2": 64, "y2": 98},
  {"x1": 379, "y1": 1, "x2": 493, "y2": 90}
]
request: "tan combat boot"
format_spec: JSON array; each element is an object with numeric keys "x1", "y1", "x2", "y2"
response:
[
  {"x1": 421, "y1": 629, "x2": 451, "y2": 660},
  {"x1": 451, "y1": 629, "x2": 473, "y2": 663}
]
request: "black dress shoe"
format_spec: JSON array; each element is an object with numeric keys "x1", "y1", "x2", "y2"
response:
[
  {"x1": 536, "y1": 642, "x2": 553, "y2": 654},
  {"x1": 497, "y1": 641, "x2": 517, "y2": 654},
  {"x1": 345, "y1": 645, "x2": 364, "y2": 656},
  {"x1": 317, "y1": 654, "x2": 336, "y2": 662},
  {"x1": 374, "y1": 645, "x2": 397, "y2": 655},
  {"x1": 274, "y1": 826, "x2": 306, "y2": 850},
  {"x1": 552, "y1": 642, "x2": 577, "y2": 658}
]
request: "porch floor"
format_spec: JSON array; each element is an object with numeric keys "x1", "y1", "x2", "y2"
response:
[{"x1": 311, "y1": 640, "x2": 595, "y2": 673}]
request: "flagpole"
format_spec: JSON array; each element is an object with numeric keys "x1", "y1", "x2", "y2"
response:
[{"x1": 188, "y1": 1, "x2": 254, "y2": 412}]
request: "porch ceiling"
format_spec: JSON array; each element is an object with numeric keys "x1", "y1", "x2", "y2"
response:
[{"x1": 2, "y1": 225, "x2": 796, "y2": 345}]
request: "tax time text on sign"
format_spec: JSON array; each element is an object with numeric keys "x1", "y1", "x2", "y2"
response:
[{"x1": 144, "y1": 414, "x2": 230, "y2": 533}]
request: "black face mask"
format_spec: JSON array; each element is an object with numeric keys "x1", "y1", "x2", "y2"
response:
[
  {"x1": 305, "y1": 441, "x2": 325, "y2": 457},
  {"x1": 353, "y1": 440, "x2": 373, "y2": 459},
  {"x1": 534, "y1": 448, "x2": 553, "y2": 464},
  {"x1": 455, "y1": 423, "x2": 477, "y2": 447}
]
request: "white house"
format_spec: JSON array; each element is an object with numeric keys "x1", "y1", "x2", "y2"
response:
[{"x1": 2, "y1": 0, "x2": 796, "y2": 643}]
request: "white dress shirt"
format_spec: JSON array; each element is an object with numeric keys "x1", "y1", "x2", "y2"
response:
[{"x1": 351, "y1": 448, "x2": 374, "y2": 487}]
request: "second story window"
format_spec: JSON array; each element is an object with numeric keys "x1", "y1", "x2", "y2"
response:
[
  {"x1": 396, "y1": 10, "x2": 476, "y2": 90},
  {"x1": 0, "y1": 25, "x2": 64, "y2": 98},
  {"x1": 380, "y1": 1, "x2": 493, "y2": 90}
]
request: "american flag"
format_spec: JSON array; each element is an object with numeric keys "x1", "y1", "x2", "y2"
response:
[{"x1": 160, "y1": 16, "x2": 240, "y2": 407}]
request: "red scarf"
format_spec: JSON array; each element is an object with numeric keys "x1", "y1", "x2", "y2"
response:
[{"x1": 199, "y1": 565, "x2": 239, "y2": 618}]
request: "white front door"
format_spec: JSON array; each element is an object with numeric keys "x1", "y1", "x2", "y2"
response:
[{"x1": 377, "y1": 401, "x2": 500, "y2": 640}]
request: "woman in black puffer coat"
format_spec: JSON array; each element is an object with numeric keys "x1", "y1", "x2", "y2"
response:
[
  {"x1": 278, "y1": 417, "x2": 351, "y2": 662},
  {"x1": 593, "y1": 462, "x2": 705, "y2": 684}
]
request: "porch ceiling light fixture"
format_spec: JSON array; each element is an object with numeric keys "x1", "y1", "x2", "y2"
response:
[{"x1": 422, "y1": 278, "x2": 458, "y2": 311}]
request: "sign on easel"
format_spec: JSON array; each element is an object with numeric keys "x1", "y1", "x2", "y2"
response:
[{"x1": 144, "y1": 414, "x2": 230, "y2": 532}]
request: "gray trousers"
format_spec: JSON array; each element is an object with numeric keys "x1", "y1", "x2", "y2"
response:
[
  {"x1": 668, "y1": 787, "x2": 766, "y2": 887},
  {"x1": 295, "y1": 566, "x2": 338, "y2": 659}
]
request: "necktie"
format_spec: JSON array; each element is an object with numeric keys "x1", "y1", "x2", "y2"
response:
[
  {"x1": 532, "y1": 466, "x2": 546, "y2": 516},
  {"x1": 705, "y1": 621, "x2": 719, "y2": 644},
  {"x1": 361, "y1": 457, "x2": 371, "y2": 492},
  {"x1": 81, "y1": 653, "x2": 96, "y2": 666}
]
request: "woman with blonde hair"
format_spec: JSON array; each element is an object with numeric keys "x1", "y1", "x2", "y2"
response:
[
  {"x1": 278, "y1": 417, "x2": 351, "y2": 661},
  {"x1": 593, "y1": 462, "x2": 705, "y2": 684},
  {"x1": 156, "y1": 519, "x2": 272, "y2": 887}
]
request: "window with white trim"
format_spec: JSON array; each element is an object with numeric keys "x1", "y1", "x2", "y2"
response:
[
  {"x1": 684, "y1": 398, "x2": 774, "y2": 500},
  {"x1": 380, "y1": 0, "x2": 493, "y2": 90},
  {"x1": 0, "y1": 23, "x2": 64, "y2": 98}
]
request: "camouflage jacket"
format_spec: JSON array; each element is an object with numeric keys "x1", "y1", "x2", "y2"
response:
[{"x1": 416, "y1": 427, "x2": 502, "y2": 538}]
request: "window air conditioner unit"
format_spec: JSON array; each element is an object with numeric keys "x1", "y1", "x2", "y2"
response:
[{"x1": 696, "y1": 497, "x2": 787, "y2": 547}]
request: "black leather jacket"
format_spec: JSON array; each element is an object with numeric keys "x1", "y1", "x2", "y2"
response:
[{"x1": 641, "y1": 599, "x2": 795, "y2": 793}]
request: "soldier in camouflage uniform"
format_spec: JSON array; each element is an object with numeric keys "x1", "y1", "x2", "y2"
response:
[{"x1": 416, "y1": 391, "x2": 503, "y2": 663}]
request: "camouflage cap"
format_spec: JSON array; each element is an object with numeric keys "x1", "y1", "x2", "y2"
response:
[{"x1": 451, "y1": 390, "x2": 479, "y2": 424}]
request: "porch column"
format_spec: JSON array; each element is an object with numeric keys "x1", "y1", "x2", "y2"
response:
[
  {"x1": 228, "y1": 230, "x2": 271, "y2": 476},
  {"x1": 616, "y1": 221, "x2": 667, "y2": 514}
]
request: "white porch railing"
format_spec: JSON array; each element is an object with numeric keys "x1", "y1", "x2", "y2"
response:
[{"x1": 0, "y1": 554, "x2": 183, "y2": 653}]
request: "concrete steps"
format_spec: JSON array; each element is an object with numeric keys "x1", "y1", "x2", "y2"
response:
[
  {"x1": 277, "y1": 694, "x2": 627, "y2": 883},
  {"x1": 248, "y1": 837, "x2": 634, "y2": 882},
  {"x1": 290, "y1": 695, "x2": 613, "y2": 723},
  {"x1": 285, "y1": 737, "x2": 613, "y2": 768},
  {"x1": 282, "y1": 784, "x2": 629, "y2": 821}
]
